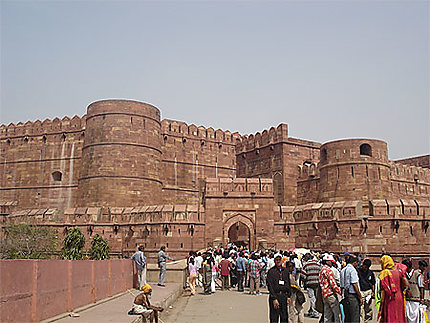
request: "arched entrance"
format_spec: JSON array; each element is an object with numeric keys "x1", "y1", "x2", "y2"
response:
[
  {"x1": 223, "y1": 213, "x2": 255, "y2": 250},
  {"x1": 228, "y1": 221, "x2": 250, "y2": 248}
]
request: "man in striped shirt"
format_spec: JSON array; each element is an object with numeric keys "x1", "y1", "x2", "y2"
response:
[
  {"x1": 302, "y1": 253, "x2": 321, "y2": 318},
  {"x1": 320, "y1": 254, "x2": 342, "y2": 323}
]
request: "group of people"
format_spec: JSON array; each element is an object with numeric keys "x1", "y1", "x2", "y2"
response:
[
  {"x1": 186, "y1": 246, "x2": 429, "y2": 323},
  {"x1": 293, "y1": 251, "x2": 429, "y2": 323},
  {"x1": 131, "y1": 245, "x2": 174, "y2": 290},
  {"x1": 186, "y1": 245, "x2": 273, "y2": 296},
  {"x1": 131, "y1": 244, "x2": 429, "y2": 323},
  {"x1": 129, "y1": 245, "x2": 174, "y2": 323}
]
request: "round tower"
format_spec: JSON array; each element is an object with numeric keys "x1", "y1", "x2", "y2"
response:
[
  {"x1": 318, "y1": 139, "x2": 391, "y2": 202},
  {"x1": 77, "y1": 99, "x2": 162, "y2": 207}
]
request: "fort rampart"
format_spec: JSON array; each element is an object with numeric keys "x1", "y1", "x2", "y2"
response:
[{"x1": 1, "y1": 99, "x2": 429, "y2": 260}]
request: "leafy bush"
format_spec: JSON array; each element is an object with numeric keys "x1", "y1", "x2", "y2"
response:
[
  {"x1": 61, "y1": 227, "x2": 85, "y2": 260},
  {"x1": 88, "y1": 234, "x2": 110, "y2": 260},
  {"x1": 0, "y1": 224, "x2": 58, "y2": 259}
]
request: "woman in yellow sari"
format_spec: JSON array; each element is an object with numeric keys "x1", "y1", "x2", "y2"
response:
[{"x1": 378, "y1": 255, "x2": 409, "y2": 323}]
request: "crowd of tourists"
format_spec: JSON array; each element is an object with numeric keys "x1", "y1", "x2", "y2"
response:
[{"x1": 185, "y1": 244, "x2": 429, "y2": 323}]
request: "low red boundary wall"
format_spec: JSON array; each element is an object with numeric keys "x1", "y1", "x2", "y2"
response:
[{"x1": 0, "y1": 259, "x2": 133, "y2": 322}]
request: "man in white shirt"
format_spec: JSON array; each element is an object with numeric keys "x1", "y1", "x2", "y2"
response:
[{"x1": 195, "y1": 252, "x2": 204, "y2": 287}]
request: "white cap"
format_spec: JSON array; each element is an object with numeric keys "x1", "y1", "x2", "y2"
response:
[
  {"x1": 323, "y1": 254, "x2": 335, "y2": 263},
  {"x1": 274, "y1": 253, "x2": 283, "y2": 259}
]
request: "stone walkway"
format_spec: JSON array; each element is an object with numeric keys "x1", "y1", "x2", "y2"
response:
[
  {"x1": 46, "y1": 283, "x2": 182, "y2": 323},
  {"x1": 162, "y1": 287, "x2": 379, "y2": 323}
]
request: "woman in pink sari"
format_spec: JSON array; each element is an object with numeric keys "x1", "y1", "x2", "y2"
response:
[{"x1": 378, "y1": 255, "x2": 409, "y2": 323}]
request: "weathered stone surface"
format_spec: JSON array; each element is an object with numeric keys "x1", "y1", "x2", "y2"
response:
[{"x1": 1, "y1": 99, "x2": 429, "y2": 261}]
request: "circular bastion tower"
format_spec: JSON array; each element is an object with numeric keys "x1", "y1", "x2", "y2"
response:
[
  {"x1": 318, "y1": 139, "x2": 391, "y2": 202},
  {"x1": 77, "y1": 100, "x2": 162, "y2": 207}
]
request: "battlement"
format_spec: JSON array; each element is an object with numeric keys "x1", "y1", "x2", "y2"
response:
[
  {"x1": 235, "y1": 124, "x2": 288, "y2": 152},
  {"x1": 279, "y1": 198, "x2": 430, "y2": 222},
  {"x1": 0, "y1": 115, "x2": 86, "y2": 139},
  {"x1": 394, "y1": 155, "x2": 430, "y2": 169},
  {"x1": 389, "y1": 161, "x2": 430, "y2": 184},
  {"x1": 205, "y1": 177, "x2": 273, "y2": 195},
  {"x1": 161, "y1": 119, "x2": 242, "y2": 144},
  {"x1": 6, "y1": 204, "x2": 204, "y2": 224}
]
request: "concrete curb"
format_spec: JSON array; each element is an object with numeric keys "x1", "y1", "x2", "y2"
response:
[
  {"x1": 131, "y1": 285, "x2": 183, "y2": 323},
  {"x1": 42, "y1": 290, "x2": 129, "y2": 323}
]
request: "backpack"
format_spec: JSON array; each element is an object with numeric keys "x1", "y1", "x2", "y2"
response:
[{"x1": 296, "y1": 289, "x2": 306, "y2": 305}]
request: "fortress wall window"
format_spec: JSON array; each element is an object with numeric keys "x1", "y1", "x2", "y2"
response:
[
  {"x1": 351, "y1": 166, "x2": 354, "y2": 178},
  {"x1": 52, "y1": 171, "x2": 62, "y2": 182},
  {"x1": 360, "y1": 144, "x2": 372, "y2": 156}
]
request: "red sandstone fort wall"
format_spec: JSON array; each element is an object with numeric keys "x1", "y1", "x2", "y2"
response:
[
  {"x1": 160, "y1": 119, "x2": 240, "y2": 204},
  {"x1": 297, "y1": 140, "x2": 430, "y2": 205},
  {"x1": 0, "y1": 116, "x2": 85, "y2": 210},
  {"x1": 1, "y1": 99, "x2": 429, "y2": 260},
  {"x1": 395, "y1": 155, "x2": 430, "y2": 169},
  {"x1": 203, "y1": 177, "x2": 276, "y2": 249},
  {"x1": 77, "y1": 100, "x2": 163, "y2": 207},
  {"x1": 5, "y1": 204, "x2": 205, "y2": 260},
  {"x1": 236, "y1": 124, "x2": 320, "y2": 205},
  {"x1": 283, "y1": 199, "x2": 430, "y2": 258}
]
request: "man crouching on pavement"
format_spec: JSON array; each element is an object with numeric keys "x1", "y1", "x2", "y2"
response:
[{"x1": 129, "y1": 284, "x2": 163, "y2": 323}]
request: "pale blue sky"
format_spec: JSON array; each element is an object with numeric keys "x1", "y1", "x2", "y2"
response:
[{"x1": 1, "y1": 1, "x2": 429, "y2": 159}]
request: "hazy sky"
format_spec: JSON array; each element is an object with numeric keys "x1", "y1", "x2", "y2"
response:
[{"x1": 1, "y1": 1, "x2": 429, "y2": 160}]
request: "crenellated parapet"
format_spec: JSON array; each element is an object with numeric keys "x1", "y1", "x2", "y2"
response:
[
  {"x1": 0, "y1": 115, "x2": 86, "y2": 139},
  {"x1": 394, "y1": 155, "x2": 430, "y2": 169},
  {"x1": 389, "y1": 161, "x2": 430, "y2": 184},
  {"x1": 161, "y1": 119, "x2": 242, "y2": 145},
  {"x1": 235, "y1": 124, "x2": 288, "y2": 152}
]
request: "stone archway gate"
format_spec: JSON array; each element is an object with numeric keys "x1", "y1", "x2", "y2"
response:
[{"x1": 223, "y1": 211, "x2": 256, "y2": 250}]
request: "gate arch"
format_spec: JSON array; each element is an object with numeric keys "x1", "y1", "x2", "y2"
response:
[{"x1": 223, "y1": 214, "x2": 255, "y2": 250}]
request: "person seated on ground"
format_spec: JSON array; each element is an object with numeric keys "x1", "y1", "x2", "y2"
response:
[{"x1": 129, "y1": 284, "x2": 163, "y2": 323}]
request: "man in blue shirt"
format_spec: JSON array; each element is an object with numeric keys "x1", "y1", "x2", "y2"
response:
[
  {"x1": 236, "y1": 251, "x2": 246, "y2": 292},
  {"x1": 131, "y1": 245, "x2": 146, "y2": 289},
  {"x1": 157, "y1": 246, "x2": 173, "y2": 287},
  {"x1": 340, "y1": 256, "x2": 363, "y2": 323}
]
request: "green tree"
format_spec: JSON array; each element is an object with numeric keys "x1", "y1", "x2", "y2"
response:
[
  {"x1": 88, "y1": 234, "x2": 110, "y2": 260},
  {"x1": 61, "y1": 227, "x2": 85, "y2": 260},
  {"x1": 0, "y1": 223, "x2": 58, "y2": 259}
]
